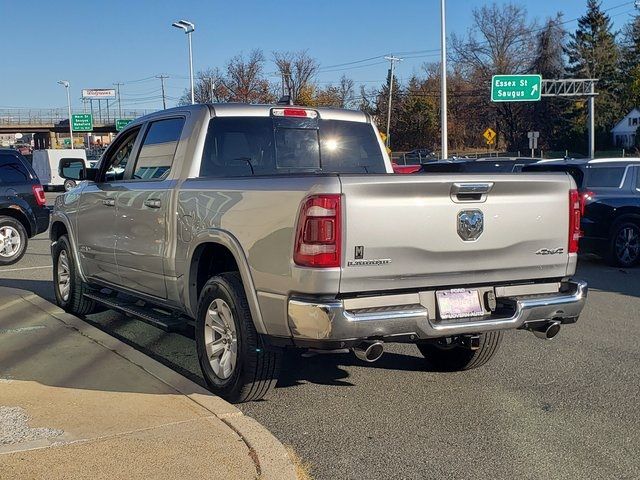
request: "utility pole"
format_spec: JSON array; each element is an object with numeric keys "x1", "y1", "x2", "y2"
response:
[
  {"x1": 440, "y1": 0, "x2": 448, "y2": 159},
  {"x1": 157, "y1": 75, "x2": 169, "y2": 109},
  {"x1": 113, "y1": 82, "x2": 124, "y2": 118},
  {"x1": 588, "y1": 81, "x2": 595, "y2": 158},
  {"x1": 384, "y1": 55, "x2": 402, "y2": 148},
  {"x1": 209, "y1": 77, "x2": 215, "y2": 103}
]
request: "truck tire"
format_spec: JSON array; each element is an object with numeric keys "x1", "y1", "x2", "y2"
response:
[
  {"x1": 607, "y1": 220, "x2": 640, "y2": 268},
  {"x1": 52, "y1": 235, "x2": 97, "y2": 315},
  {"x1": 196, "y1": 272, "x2": 281, "y2": 403},
  {"x1": 417, "y1": 331, "x2": 503, "y2": 371},
  {"x1": 0, "y1": 216, "x2": 28, "y2": 266}
]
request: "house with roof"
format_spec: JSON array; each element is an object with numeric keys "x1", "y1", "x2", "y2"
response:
[{"x1": 611, "y1": 108, "x2": 640, "y2": 148}]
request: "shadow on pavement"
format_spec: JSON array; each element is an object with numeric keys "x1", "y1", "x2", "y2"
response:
[
  {"x1": 576, "y1": 256, "x2": 640, "y2": 299},
  {"x1": 0, "y1": 278, "x2": 54, "y2": 302}
]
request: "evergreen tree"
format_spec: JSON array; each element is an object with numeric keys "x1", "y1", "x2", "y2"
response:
[
  {"x1": 620, "y1": 14, "x2": 640, "y2": 110},
  {"x1": 565, "y1": 0, "x2": 620, "y2": 134}
]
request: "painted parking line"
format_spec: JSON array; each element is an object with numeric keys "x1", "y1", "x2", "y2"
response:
[{"x1": 0, "y1": 265, "x2": 52, "y2": 273}]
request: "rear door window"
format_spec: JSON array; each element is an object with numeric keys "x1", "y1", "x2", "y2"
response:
[
  {"x1": 132, "y1": 117, "x2": 185, "y2": 180},
  {"x1": 200, "y1": 116, "x2": 386, "y2": 177},
  {"x1": 586, "y1": 166, "x2": 626, "y2": 188},
  {"x1": 0, "y1": 153, "x2": 31, "y2": 183}
]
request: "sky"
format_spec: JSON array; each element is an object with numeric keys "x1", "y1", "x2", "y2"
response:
[{"x1": 0, "y1": 0, "x2": 637, "y2": 112}]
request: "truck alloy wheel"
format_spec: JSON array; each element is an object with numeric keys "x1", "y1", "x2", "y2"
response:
[
  {"x1": 196, "y1": 272, "x2": 281, "y2": 403},
  {"x1": 203, "y1": 298, "x2": 238, "y2": 379},
  {"x1": 57, "y1": 250, "x2": 71, "y2": 302}
]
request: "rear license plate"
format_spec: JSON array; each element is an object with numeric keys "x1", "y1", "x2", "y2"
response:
[{"x1": 436, "y1": 289, "x2": 484, "y2": 320}]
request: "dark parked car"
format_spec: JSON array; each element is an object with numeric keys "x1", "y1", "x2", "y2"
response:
[
  {"x1": 525, "y1": 158, "x2": 640, "y2": 267},
  {"x1": 419, "y1": 157, "x2": 542, "y2": 174},
  {"x1": 0, "y1": 149, "x2": 49, "y2": 265}
]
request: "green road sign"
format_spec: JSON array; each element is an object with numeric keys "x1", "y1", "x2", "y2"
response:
[
  {"x1": 491, "y1": 74, "x2": 542, "y2": 102},
  {"x1": 115, "y1": 119, "x2": 133, "y2": 131},
  {"x1": 71, "y1": 113, "x2": 93, "y2": 131}
]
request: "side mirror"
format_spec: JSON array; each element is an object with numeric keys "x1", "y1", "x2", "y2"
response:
[{"x1": 58, "y1": 158, "x2": 85, "y2": 181}]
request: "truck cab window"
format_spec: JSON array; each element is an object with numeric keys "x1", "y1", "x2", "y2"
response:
[
  {"x1": 102, "y1": 128, "x2": 140, "y2": 182},
  {"x1": 132, "y1": 117, "x2": 185, "y2": 180}
]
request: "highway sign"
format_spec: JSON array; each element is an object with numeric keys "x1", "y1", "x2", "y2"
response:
[
  {"x1": 528, "y1": 131, "x2": 540, "y2": 150},
  {"x1": 71, "y1": 114, "x2": 93, "y2": 132},
  {"x1": 491, "y1": 74, "x2": 542, "y2": 102},
  {"x1": 82, "y1": 88, "x2": 116, "y2": 99},
  {"x1": 483, "y1": 127, "x2": 496, "y2": 143},
  {"x1": 116, "y1": 119, "x2": 133, "y2": 131}
]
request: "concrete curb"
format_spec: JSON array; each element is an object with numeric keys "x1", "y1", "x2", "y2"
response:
[{"x1": 5, "y1": 287, "x2": 297, "y2": 480}]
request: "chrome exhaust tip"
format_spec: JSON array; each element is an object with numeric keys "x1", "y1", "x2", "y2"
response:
[
  {"x1": 531, "y1": 320, "x2": 561, "y2": 340},
  {"x1": 352, "y1": 341, "x2": 384, "y2": 362}
]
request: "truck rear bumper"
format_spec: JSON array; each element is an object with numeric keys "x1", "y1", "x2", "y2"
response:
[{"x1": 287, "y1": 280, "x2": 587, "y2": 344}]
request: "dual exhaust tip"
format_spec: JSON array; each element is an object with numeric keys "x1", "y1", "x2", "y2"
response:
[{"x1": 351, "y1": 321, "x2": 561, "y2": 362}]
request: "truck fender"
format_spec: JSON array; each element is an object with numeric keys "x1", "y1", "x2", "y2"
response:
[
  {"x1": 49, "y1": 211, "x2": 88, "y2": 283},
  {"x1": 186, "y1": 229, "x2": 267, "y2": 335}
]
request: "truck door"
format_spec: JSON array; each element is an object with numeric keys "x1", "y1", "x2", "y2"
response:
[
  {"x1": 76, "y1": 127, "x2": 142, "y2": 285},
  {"x1": 114, "y1": 117, "x2": 185, "y2": 299}
]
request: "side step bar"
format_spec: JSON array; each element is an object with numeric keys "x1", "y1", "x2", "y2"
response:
[{"x1": 84, "y1": 292, "x2": 189, "y2": 332}]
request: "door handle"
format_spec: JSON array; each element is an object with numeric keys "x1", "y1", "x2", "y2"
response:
[
  {"x1": 102, "y1": 199, "x2": 115, "y2": 207},
  {"x1": 144, "y1": 199, "x2": 162, "y2": 209}
]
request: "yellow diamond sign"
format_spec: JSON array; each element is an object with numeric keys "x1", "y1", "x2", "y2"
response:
[{"x1": 483, "y1": 127, "x2": 496, "y2": 143}]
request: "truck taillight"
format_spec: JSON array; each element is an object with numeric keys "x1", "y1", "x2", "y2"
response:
[
  {"x1": 294, "y1": 194, "x2": 341, "y2": 268},
  {"x1": 569, "y1": 189, "x2": 582, "y2": 254},
  {"x1": 32, "y1": 184, "x2": 46, "y2": 207}
]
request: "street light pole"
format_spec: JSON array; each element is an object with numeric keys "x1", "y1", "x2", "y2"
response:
[
  {"x1": 384, "y1": 55, "x2": 402, "y2": 149},
  {"x1": 440, "y1": 0, "x2": 448, "y2": 159},
  {"x1": 172, "y1": 20, "x2": 196, "y2": 105},
  {"x1": 58, "y1": 81, "x2": 73, "y2": 149}
]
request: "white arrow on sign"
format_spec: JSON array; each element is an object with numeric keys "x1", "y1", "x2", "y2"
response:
[{"x1": 531, "y1": 84, "x2": 539, "y2": 96}]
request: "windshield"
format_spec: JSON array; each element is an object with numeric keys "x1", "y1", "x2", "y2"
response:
[{"x1": 200, "y1": 116, "x2": 386, "y2": 177}]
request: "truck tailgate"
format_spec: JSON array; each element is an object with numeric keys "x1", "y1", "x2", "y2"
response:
[{"x1": 339, "y1": 173, "x2": 573, "y2": 293}]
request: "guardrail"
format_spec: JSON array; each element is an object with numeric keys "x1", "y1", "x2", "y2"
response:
[{"x1": 0, "y1": 108, "x2": 154, "y2": 126}]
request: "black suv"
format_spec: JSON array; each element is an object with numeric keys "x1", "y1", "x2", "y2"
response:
[
  {"x1": 0, "y1": 149, "x2": 49, "y2": 265},
  {"x1": 525, "y1": 158, "x2": 640, "y2": 267}
]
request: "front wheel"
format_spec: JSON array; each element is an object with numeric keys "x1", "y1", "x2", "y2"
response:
[
  {"x1": 417, "y1": 331, "x2": 503, "y2": 371},
  {"x1": 52, "y1": 235, "x2": 96, "y2": 315},
  {"x1": 195, "y1": 272, "x2": 281, "y2": 403}
]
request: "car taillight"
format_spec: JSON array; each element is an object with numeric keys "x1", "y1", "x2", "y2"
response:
[
  {"x1": 569, "y1": 189, "x2": 582, "y2": 254},
  {"x1": 32, "y1": 184, "x2": 46, "y2": 207},
  {"x1": 294, "y1": 194, "x2": 341, "y2": 268},
  {"x1": 271, "y1": 108, "x2": 318, "y2": 119},
  {"x1": 579, "y1": 189, "x2": 595, "y2": 215}
]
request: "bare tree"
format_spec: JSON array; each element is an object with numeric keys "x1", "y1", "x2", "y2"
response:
[
  {"x1": 273, "y1": 50, "x2": 319, "y2": 104},
  {"x1": 451, "y1": 2, "x2": 537, "y2": 150},
  {"x1": 224, "y1": 49, "x2": 275, "y2": 104},
  {"x1": 178, "y1": 68, "x2": 228, "y2": 105}
]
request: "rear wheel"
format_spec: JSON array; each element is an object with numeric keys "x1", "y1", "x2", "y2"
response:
[
  {"x1": 53, "y1": 235, "x2": 97, "y2": 315},
  {"x1": 608, "y1": 221, "x2": 640, "y2": 268},
  {"x1": 196, "y1": 272, "x2": 281, "y2": 403},
  {"x1": 417, "y1": 331, "x2": 503, "y2": 371},
  {"x1": 63, "y1": 179, "x2": 77, "y2": 191},
  {"x1": 0, "y1": 216, "x2": 28, "y2": 266}
]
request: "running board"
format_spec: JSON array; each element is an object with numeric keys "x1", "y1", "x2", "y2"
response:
[{"x1": 84, "y1": 292, "x2": 188, "y2": 332}]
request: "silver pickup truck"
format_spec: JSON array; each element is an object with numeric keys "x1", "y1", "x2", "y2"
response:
[{"x1": 52, "y1": 103, "x2": 587, "y2": 403}]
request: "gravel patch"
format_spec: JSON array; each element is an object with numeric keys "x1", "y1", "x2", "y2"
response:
[{"x1": 0, "y1": 406, "x2": 63, "y2": 445}]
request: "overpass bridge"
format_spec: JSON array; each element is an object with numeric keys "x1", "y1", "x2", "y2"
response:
[{"x1": 0, "y1": 108, "x2": 155, "y2": 147}]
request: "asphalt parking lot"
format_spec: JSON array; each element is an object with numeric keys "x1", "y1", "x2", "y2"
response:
[{"x1": 2, "y1": 196, "x2": 638, "y2": 479}]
